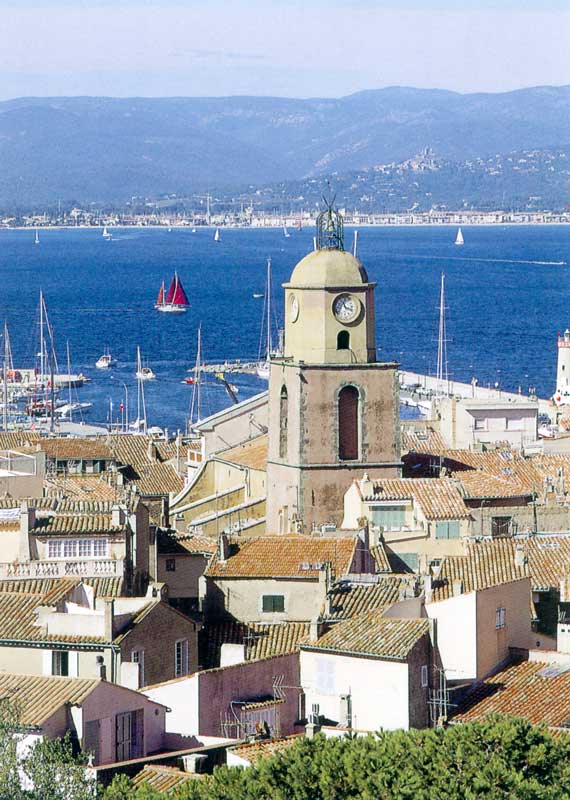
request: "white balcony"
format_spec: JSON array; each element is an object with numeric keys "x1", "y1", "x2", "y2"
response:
[{"x1": 0, "y1": 558, "x2": 124, "y2": 580}]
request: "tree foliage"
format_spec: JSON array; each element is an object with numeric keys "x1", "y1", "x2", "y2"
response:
[{"x1": 102, "y1": 717, "x2": 570, "y2": 800}]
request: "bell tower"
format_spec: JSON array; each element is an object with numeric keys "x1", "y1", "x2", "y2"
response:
[{"x1": 266, "y1": 205, "x2": 401, "y2": 533}]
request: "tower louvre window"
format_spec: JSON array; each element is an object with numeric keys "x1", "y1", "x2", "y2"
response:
[
  {"x1": 279, "y1": 386, "x2": 288, "y2": 459},
  {"x1": 337, "y1": 330, "x2": 350, "y2": 350},
  {"x1": 338, "y1": 385, "x2": 359, "y2": 461}
]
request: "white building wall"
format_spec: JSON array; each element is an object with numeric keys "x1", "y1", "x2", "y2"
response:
[
  {"x1": 300, "y1": 650, "x2": 410, "y2": 731},
  {"x1": 144, "y1": 675, "x2": 199, "y2": 736},
  {"x1": 425, "y1": 591, "x2": 477, "y2": 681}
]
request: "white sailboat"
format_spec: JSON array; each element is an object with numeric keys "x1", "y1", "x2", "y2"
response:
[
  {"x1": 102, "y1": 225, "x2": 112, "y2": 240},
  {"x1": 34, "y1": 229, "x2": 40, "y2": 246},
  {"x1": 135, "y1": 346, "x2": 155, "y2": 381},
  {"x1": 213, "y1": 228, "x2": 220, "y2": 243},
  {"x1": 455, "y1": 227, "x2": 464, "y2": 246},
  {"x1": 283, "y1": 223, "x2": 290, "y2": 238}
]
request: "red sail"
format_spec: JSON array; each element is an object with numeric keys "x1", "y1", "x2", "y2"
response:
[
  {"x1": 156, "y1": 282, "x2": 165, "y2": 305},
  {"x1": 165, "y1": 275, "x2": 177, "y2": 304},
  {"x1": 172, "y1": 275, "x2": 189, "y2": 306}
]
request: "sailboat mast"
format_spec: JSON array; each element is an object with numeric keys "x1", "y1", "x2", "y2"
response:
[
  {"x1": 66, "y1": 341, "x2": 72, "y2": 421},
  {"x1": 436, "y1": 273, "x2": 448, "y2": 394},
  {"x1": 3, "y1": 323, "x2": 8, "y2": 431},
  {"x1": 39, "y1": 290, "x2": 45, "y2": 385},
  {"x1": 266, "y1": 257, "x2": 272, "y2": 361}
]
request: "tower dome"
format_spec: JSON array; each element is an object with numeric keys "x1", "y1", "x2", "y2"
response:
[{"x1": 287, "y1": 248, "x2": 369, "y2": 288}]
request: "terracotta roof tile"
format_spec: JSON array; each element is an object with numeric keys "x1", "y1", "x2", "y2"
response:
[
  {"x1": 201, "y1": 621, "x2": 311, "y2": 668},
  {"x1": 402, "y1": 428, "x2": 447, "y2": 455},
  {"x1": 324, "y1": 577, "x2": 418, "y2": 621},
  {"x1": 230, "y1": 734, "x2": 304, "y2": 764},
  {"x1": 453, "y1": 660, "x2": 570, "y2": 728},
  {"x1": 39, "y1": 438, "x2": 114, "y2": 460},
  {"x1": 370, "y1": 543, "x2": 391, "y2": 573},
  {"x1": 34, "y1": 513, "x2": 124, "y2": 536},
  {"x1": 205, "y1": 535, "x2": 357, "y2": 580},
  {"x1": 159, "y1": 531, "x2": 217, "y2": 556},
  {"x1": 132, "y1": 764, "x2": 202, "y2": 792},
  {"x1": 0, "y1": 576, "x2": 125, "y2": 597},
  {"x1": 0, "y1": 672, "x2": 99, "y2": 726},
  {"x1": 44, "y1": 475, "x2": 118, "y2": 502},
  {"x1": 106, "y1": 435, "x2": 184, "y2": 496},
  {"x1": 0, "y1": 591, "x2": 108, "y2": 644},
  {"x1": 217, "y1": 435, "x2": 268, "y2": 471},
  {"x1": 430, "y1": 535, "x2": 570, "y2": 601},
  {"x1": 366, "y1": 478, "x2": 470, "y2": 521},
  {"x1": 302, "y1": 611, "x2": 429, "y2": 660}
]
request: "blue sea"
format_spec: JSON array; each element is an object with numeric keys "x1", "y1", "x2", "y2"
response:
[{"x1": 0, "y1": 225, "x2": 567, "y2": 431}]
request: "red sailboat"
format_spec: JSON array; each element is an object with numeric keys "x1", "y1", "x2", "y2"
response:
[{"x1": 155, "y1": 273, "x2": 189, "y2": 313}]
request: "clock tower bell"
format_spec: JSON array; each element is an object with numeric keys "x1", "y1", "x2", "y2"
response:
[{"x1": 266, "y1": 206, "x2": 401, "y2": 533}]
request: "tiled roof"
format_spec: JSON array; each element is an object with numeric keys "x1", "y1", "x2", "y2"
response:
[
  {"x1": 44, "y1": 475, "x2": 118, "y2": 502},
  {"x1": 159, "y1": 531, "x2": 217, "y2": 556},
  {"x1": 453, "y1": 659, "x2": 570, "y2": 728},
  {"x1": 230, "y1": 734, "x2": 304, "y2": 765},
  {"x1": 302, "y1": 611, "x2": 429, "y2": 660},
  {"x1": 205, "y1": 535, "x2": 357, "y2": 580},
  {"x1": 39, "y1": 438, "x2": 114, "y2": 460},
  {"x1": 0, "y1": 591, "x2": 107, "y2": 644},
  {"x1": 430, "y1": 534, "x2": 570, "y2": 601},
  {"x1": 0, "y1": 672, "x2": 99, "y2": 726},
  {"x1": 106, "y1": 435, "x2": 185, "y2": 497},
  {"x1": 132, "y1": 764, "x2": 202, "y2": 793},
  {"x1": 34, "y1": 513, "x2": 124, "y2": 535},
  {"x1": 365, "y1": 478, "x2": 470, "y2": 521},
  {"x1": 324, "y1": 577, "x2": 417, "y2": 621},
  {"x1": 370, "y1": 543, "x2": 391, "y2": 573},
  {"x1": 201, "y1": 621, "x2": 311, "y2": 668},
  {"x1": 0, "y1": 576, "x2": 125, "y2": 598},
  {"x1": 0, "y1": 432, "x2": 42, "y2": 449},
  {"x1": 217, "y1": 435, "x2": 268, "y2": 471},
  {"x1": 402, "y1": 428, "x2": 447, "y2": 455}
]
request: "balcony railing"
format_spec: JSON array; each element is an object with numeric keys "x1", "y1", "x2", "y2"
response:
[{"x1": 0, "y1": 558, "x2": 124, "y2": 580}]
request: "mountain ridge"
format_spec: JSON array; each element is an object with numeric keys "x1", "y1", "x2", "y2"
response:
[{"x1": 2, "y1": 85, "x2": 570, "y2": 206}]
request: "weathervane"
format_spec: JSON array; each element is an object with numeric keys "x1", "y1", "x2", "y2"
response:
[{"x1": 315, "y1": 187, "x2": 344, "y2": 251}]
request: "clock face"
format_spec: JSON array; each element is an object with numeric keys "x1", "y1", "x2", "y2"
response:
[
  {"x1": 289, "y1": 293, "x2": 299, "y2": 322},
  {"x1": 333, "y1": 293, "x2": 360, "y2": 323}
]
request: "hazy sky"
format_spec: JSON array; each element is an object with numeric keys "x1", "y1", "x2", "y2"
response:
[{"x1": 2, "y1": 0, "x2": 570, "y2": 99}]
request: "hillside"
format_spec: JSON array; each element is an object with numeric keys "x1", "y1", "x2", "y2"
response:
[{"x1": 2, "y1": 86, "x2": 570, "y2": 205}]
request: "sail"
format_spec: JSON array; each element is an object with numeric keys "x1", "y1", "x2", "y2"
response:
[
  {"x1": 172, "y1": 275, "x2": 189, "y2": 306},
  {"x1": 455, "y1": 227, "x2": 464, "y2": 245},
  {"x1": 156, "y1": 282, "x2": 165, "y2": 305},
  {"x1": 165, "y1": 274, "x2": 177, "y2": 303}
]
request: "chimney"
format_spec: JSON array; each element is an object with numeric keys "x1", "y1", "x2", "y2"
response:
[
  {"x1": 181, "y1": 754, "x2": 207, "y2": 774},
  {"x1": 452, "y1": 579, "x2": 463, "y2": 597},
  {"x1": 309, "y1": 620, "x2": 324, "y2": 641},
  {"x1": 104, "y1": 599, "x2": 115, "y2": 641},
  {"x1": 424, "y1": 575, "x2": 433, "y2": 604},
  {"x1": 161, "y1": 497, "x2": 169, "y2": 528},
  {"x1": 147, "y1": 439, "x2": 158, "y2": 462},
  {"x1": 559, "y1": 467, "x2": 565, "y2": 496},
  {"x1": 514, "y1": 545, "x2": 526, "y2": 570},
  {"x1": 19, "y1": 501, "x2": 34, "y2": 562},
  {"x1": 96, "y1": 655, "x2": 107, "y2": 681},
  {"x1": 112, "y1": 505, "x2": 125, "y2": 528},
  {"x1": 218, "y1": 532, "x2": 230, "y2": 563}
]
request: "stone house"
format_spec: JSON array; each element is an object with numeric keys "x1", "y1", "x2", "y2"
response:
[
  {"x1": 201, "y1": 534, "x2": 370, "y2": 623},
  {"x1": 0, "y1": 579, "x2": 199, "y2": 689},
  {"x1": 0, "y1": 671, "x2": 167, "y2": 766}
]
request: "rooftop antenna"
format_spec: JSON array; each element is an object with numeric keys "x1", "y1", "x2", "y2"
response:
[
  {"x1": 436, "y1": 273, "x2": 449, "y2": 395},
  {"x1": 353, "y1": 230, "x2": 358, "y2": 258}
]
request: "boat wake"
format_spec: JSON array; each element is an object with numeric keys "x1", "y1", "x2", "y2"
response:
[{"x1": 398, "y1": 254, "x2": 566, "y2": 266}]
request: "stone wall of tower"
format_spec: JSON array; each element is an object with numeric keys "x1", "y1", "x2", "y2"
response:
[{"x1": 266, "y1": 361, "x2": 401, "y2": 532}]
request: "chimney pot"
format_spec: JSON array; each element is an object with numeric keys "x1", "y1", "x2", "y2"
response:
[{"x1": 452, "y1": 579, "x2": 463, "y2": 597}]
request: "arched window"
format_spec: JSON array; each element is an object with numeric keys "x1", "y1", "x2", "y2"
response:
[
  {"x1": 338, "y1": 385, "x2": 359, "y2": 461},
  {"x1": 279, "y1": 386, "x2": 288, "y2": 459},
  {"x1": 337, "y1": 330, "x2": 350, "y2": 350}
]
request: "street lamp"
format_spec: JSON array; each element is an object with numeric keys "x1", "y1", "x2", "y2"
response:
[{"x1": 111, "y1": 377, "x2": 129, "y2": 432}]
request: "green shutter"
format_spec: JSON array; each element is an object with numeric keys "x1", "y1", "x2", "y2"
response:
[{"x1": 436, "y1": 521, "x2": 460, "y2": 540}]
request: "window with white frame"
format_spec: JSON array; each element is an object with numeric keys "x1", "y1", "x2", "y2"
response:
[
  {"x1": 132, "y1": 650, "x2": 145, "y2": 687},
  {"x1": 175, "y1": 639, "x2": 189, "y2": 677},
  {"x1": 421, "y1": 665, "x2": 429, "y2": 688},
  {"x1": 315, "y1": 657, "x2": 336, "y2": 695},
  {"x1": 47, "y1": 538, "x2": 109, "y2": 559},
  {"x1": 495, "y1": 607, "x2": 506, "y2": 629}
]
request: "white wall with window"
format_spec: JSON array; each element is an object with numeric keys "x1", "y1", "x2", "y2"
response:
[
  {"x1": 47, "y1": 538, "x2": 109, "y2": 559},
  {"x1": 370, "y1": 503, "x2": 409, "y2": 532}
]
